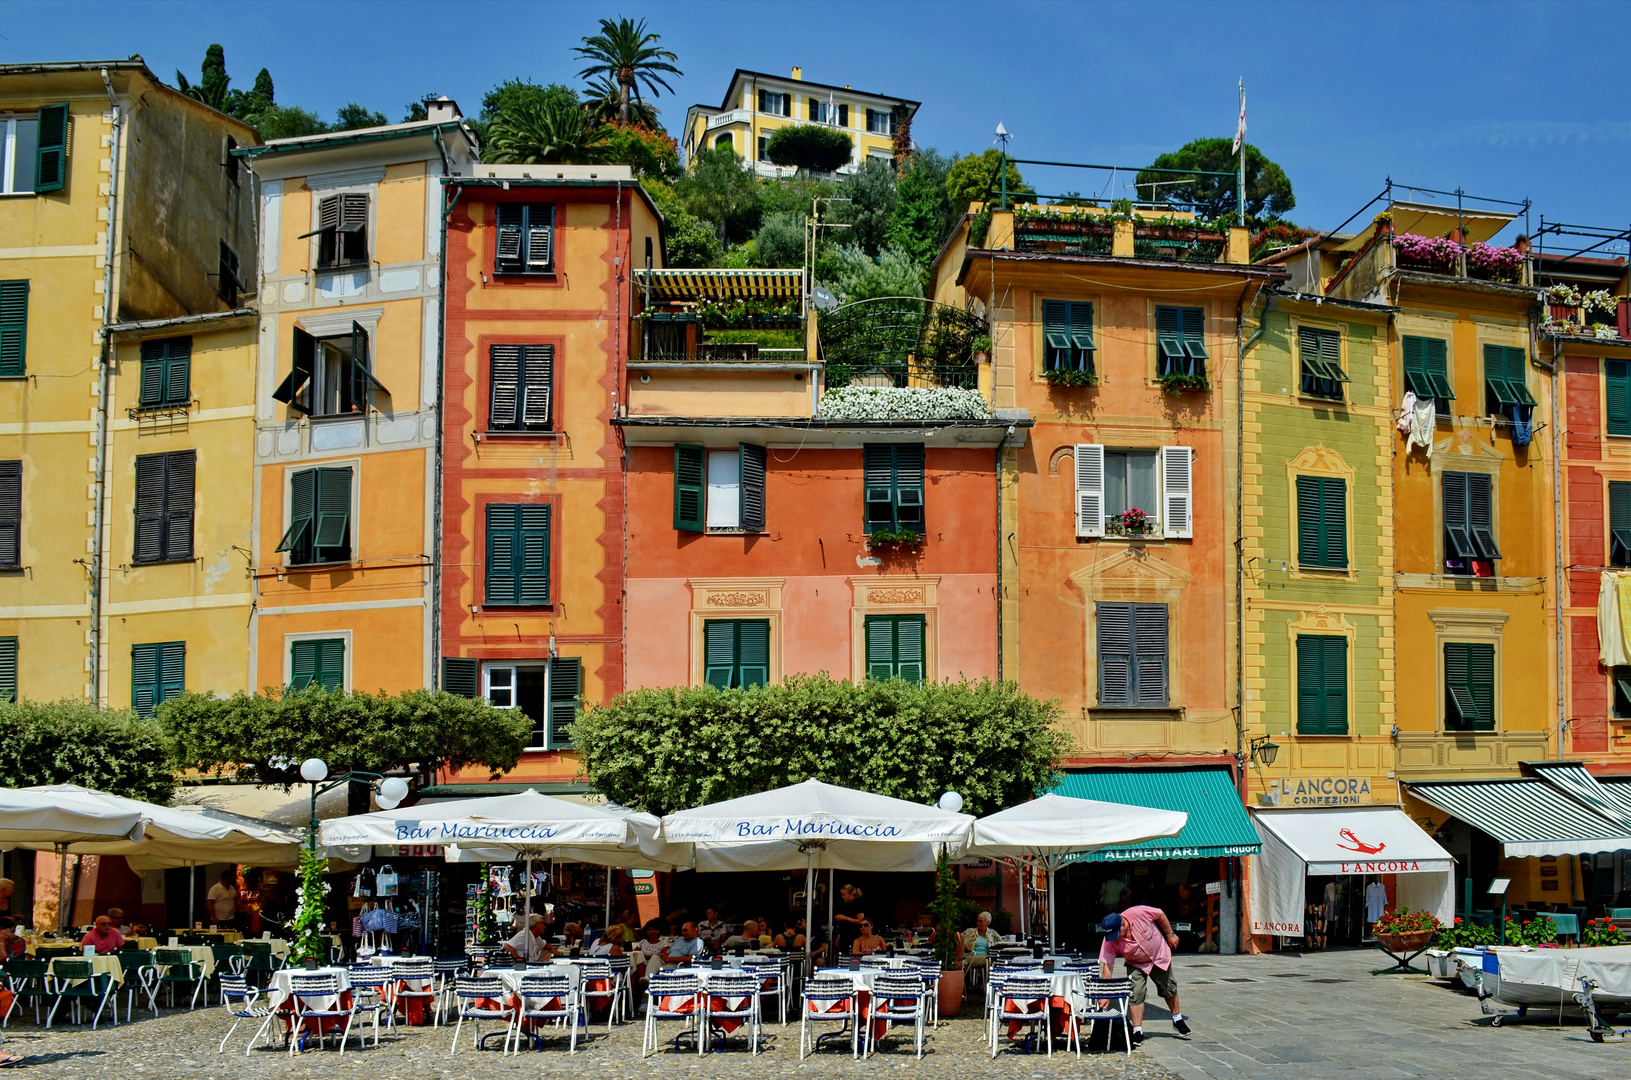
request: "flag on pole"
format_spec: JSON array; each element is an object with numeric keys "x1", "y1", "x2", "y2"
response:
[{"x1": 1233, "y1": 81, "x2": 1246, "y2": 153}]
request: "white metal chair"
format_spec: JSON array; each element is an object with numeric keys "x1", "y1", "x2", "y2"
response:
[
  {"x1": 216, "y1": 973, "x2": 278, "y2": 1055},
  {"x1": 508, "y1": 974, "x2": 580, "y2": 1055},
  {"x1": 573, "y1": 960, "x2": 619, "y2": 1029},
  {"x1": 390, "y1": 958, "x2": 438, "y2": 1028},
  {"x1": 605, "y1": 955, "x2": 634, "y2": 1023},
  {"x1": 742, "y1": 962, "x2": 787, "y2": 1026},
  {"x1": 867, "y1": 972, "x2": 929, "y2": 1059},
  {"x1": 448, "y1": 975, "x2": 516, "y2": 1055},
  {"x1": 641, "y1": 971, "x2": 702, "y2": 1057},
  {"x1": 45, "y1": 959, "x2": 116, "y2": 1029},
  {"x1": 910, "y1": 959, "x2": 942, "y2": 1025},
  {"x1": 1068, "y1": 977, "x2": 1132, "y2": 1057},
  {"x1": 701, "y1": 972, "x2": 760, "y2": 1055},
  {"x1": 344, "y1": 968, "x2": 393, "y2": 1048},
  {"x1": 799, "y1": 976, "x2": 859, "y2": 1059},
  {"x1": 431, "y1": 957, "x2": 468, "y2": 1024},
  {"x1": 287, "y1": 973, "x2": 362, "y2": 1055},
  {"x1": 993, "y1": 975, "x2": 1053, "y2": 1057}
]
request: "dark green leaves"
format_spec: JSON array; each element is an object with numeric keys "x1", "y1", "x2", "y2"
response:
[{"x1": 0, "y1": 699, "x2": 175, "y2": 802}]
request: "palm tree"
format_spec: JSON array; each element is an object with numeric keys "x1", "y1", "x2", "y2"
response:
[
  {"x1": 574, "y1": 16, "x2": 681, "y2": 125},
  {"x1": 486, "y1": 96, "x2": 612, "y2": 165},
  {"x1": 583, "y1": 74, "x2": 661, "y2": 130}
]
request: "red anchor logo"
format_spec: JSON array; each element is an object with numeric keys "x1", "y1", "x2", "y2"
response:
[{"x1": 1335, "y1": 828, "x2": 1385, "y2": 855}]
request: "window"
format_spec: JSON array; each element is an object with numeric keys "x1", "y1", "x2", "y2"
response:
[
  {"x1": 312, "y1": 193, "x2": 368, "y2": 269},
  {"x1": 809, "y1": 100, "x2": 847, "y2": 127},
  {"x1": 757, "y1": 134, "x2": 769, "y2": 161},
  {"x1": 1298, "y1": 327, "x2": 1346, "y2": 400},
  {"x1": 1296, "y1": 635, "x2": 1348, "y2": 734},
  {"x1": 483, "y1": 658, "x2": 581, "y2": 749},
  {"x1": 134, "y1": 450, "x2": 195, "y2": 564},
  {"x1": 1043, "y1": 300, "x2": 1094, "y2": 373},
  {"x1": 488, "y1": 344, "x2": 554, "y2": 431},
  {"x1": 0, "y1": 105, "x2": 66, "y2": 195},
  {"x1": 1402, "y1": 335, "x2": 1453, "y2": 413},
  {"x1": 131, "y1": 641, "x2": 184, "y2": 718},
  {"x1": 865, "y1": 615, "x2": 925, "y2": 683},
  {"x1": 276, "y1": 466, "x2": 352, "y2": 566},
  {"x1": 1615, "y1": 666, "x2": 1631, "y2": 720},
  {"x1": 1484, "y1": 344, "x2": 1535, "y2": 413},
  {"x1": 495, "y1": 203, "x2": 554, "y2": 275},
  {"x1": 0, "y1": 636, "x2": 14, "y2": 702},
  {"x1": 138, "y1": 336, "x2": 191, "y2": 408},
  {"x1": 1155, "y1": 306, "x2": 1207, "y2": 378},
  {"x1": 441, "y1": 657, "x2": 479, "y2": 698},
  {"x1": 1097, "y1": 602, "x2": 1168, "y2": 707},
  {"x1": 0, "y1": 460, "x2": 18, "y2": 569},
  {"x1": 757, "y1": 90, "x2": 791, "y2": 117},
  {"x1": 866, "y1": 108, "x2": 896, "y2": 136},
  {"x1": 218, "y1": 242, "x2": 240, "y2": 306},
  {"x1": 0, "y1": 279, "x2": 28, "y2": 378},
  {"x1": 674, "y1": 444, "x2": 766, "y2": 533},
  {"x1": 714, "y1": 133, "x2": 733, "y2": 150},
  {"x1": 703, "y1": 619, "x2": 770, "y2": 689},
  {"x1": 1444, "y1": 641, "x2": 1495, "y2": 731},
  {"x1": 863, "y1": 444, "x2": 925, "y2": 533},
  {"x1": 1610, "y1": 360, "x2": 1631, "y2": 438},
  {"x1": 1295, "y1": 475, "x2": 1347, "y2": 569},
  {"x1": 271, "y1": 323, "x2": 387, "y2": 417},
  {"x1": 1073, "y1": 445, "x2": 1192, "y2": 539},
  {"x1": 1443, "y1": 471, "x2": 1499, "y2": 574},
  {"x1": 485, "y1": 503, "x2": 550, "y2": 606},
  {"x1": 1612, "y1": 481, "x2": 1631, "y2": 567},
  {"x1": 289, "y1": 638, "x2": 344, "y2": 691}
]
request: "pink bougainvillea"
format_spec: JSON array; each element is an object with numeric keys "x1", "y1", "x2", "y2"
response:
[{"x1": 1392, "y1": 233, "x2": 1462, "y2": 270}]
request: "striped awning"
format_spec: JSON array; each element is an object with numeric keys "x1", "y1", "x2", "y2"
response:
[
  {"x1": 1407, "y1": 777, "x2": 1631, "y2": 857},
  {"x1": 1523, "y1": 761, "x2": 1631, "y2": 831},
  {"x1": 634, "y1": 268, "x2": 803, "y2": 300}
]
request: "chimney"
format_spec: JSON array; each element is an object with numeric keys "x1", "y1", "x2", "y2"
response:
[
  {"x1": 791, "y1": 67, "x2": 803, "y2": 80},
  {"x1": 426, "y1": 97, "x2": 462, "y2": 122}
]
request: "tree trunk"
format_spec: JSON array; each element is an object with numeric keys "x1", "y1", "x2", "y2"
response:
[{"x1": 619, "y1": 79, "x2": 631, "y2": 124}]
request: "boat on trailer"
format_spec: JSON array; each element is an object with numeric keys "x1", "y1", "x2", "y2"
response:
[{"x1": 1473, "y1": 945, "x2": 1631, "y2": 1025}]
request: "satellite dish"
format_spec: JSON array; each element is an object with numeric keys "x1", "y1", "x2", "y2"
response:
[{"x1": 810, "y1": 285, "x2": 840, "y2": 311}]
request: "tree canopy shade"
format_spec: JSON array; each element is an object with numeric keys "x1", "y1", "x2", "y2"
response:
[
  {"x1": 765, "y1": 124, "x2": 855, "y2": 174},
  {"x1": 946, "y1": 149, "x2": 1033, "y2": 211},
  {"x1": 643, "y1": 181, "x2": 722, "y2": 268},
  {"x1": 575, "y1": 16, "x2": 682, "y2": 125},
  {"x1": 485, "y1": 94, "x2": 612, "y2": 165},
  {"x1": 0, "y1": 700, "x2": 176, "y2": 803},
  {"x1": 1135, "y1": 138, "x2": 1295, "y2": 225},
  {"x1": 676, "y1": 145, "x2": 762, "y2": 246},
  {"x1": 572, "y1": 674, "x2": 1068, "y2": 816}
]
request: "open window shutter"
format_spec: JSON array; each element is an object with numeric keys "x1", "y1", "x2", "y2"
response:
[
  {"x1": 518, "y1": 505, "x2": 550, "y2": 604},
  {"x1": 1500, "y1": 345, "x2": 1535, "y2": 406},
  {"x1": 441, "y1": 657, "x2": 479, "y2": 698},
  {"x1": 0, "y1": 638, "x2": 14, "y2": 702},
  {"x1": 272, "y1": 328, "x2": 316, "y2": 411},
  {"x1": 1321, "y1": 477, "x2": 1347, "y2": 567},
  {"x1": 1161, "y1": 446, "x2": 1193, "y2": 539},
  {"x1": 866, "y1": 617, "x2": 897, "y2": 680},
  {"x1": 339, "y1": 193, "x2": 369, "y2": 263},
  {"x1": 489, "y1": 345, "x2": 521, "y2": 427},
  {"x1": 548, "y1": 656, "x2": 582, "y2": 748},
  {"x1": 289, "y1": 640, "x2": 318, "y2": 690},
  {"x1": 758, "y1": 89, "x2": 768, "y2": 113},
  {"x1": 1442, "y1": 471, "x2": 1474, "y2": 559},
  {"x1": 739, "y1": 443, "x2": 766, "y2": 532},
  {"x1": 893, "y1": 444, "x2": 925, "y2": 528},
  {"x1": 1319, "y1": 329, "x2": 1345, "y2": 383},
  {"x1": 1181, "y1": 307, "x2": 1207, "y2": 355},
  {"x1": 349, "y1": 321, "x2": 386, "y2": 411},
  {"x1": 134, "y1": 454, "x2": 165, "y2": 563},
  {"x1": 1444, "y1": 642, "x2": 1474, "y2": 727},
  {"x1": 316, "y1": 195, "x2": 340, "y2": 267},
  {"x1": 164, "y1": 450, "x2": 195, "y2": 561},
  {"x1": 1156, "y1": 306, "x2": 1179, "y2": 345},
  {"x1": 674, "y1": 445, "x2": 706, "y2": 532},
  {"x1": 140, "y1": 340, "x2": 166, "y2": 405},
  {"x1": 704, "y1": 621, "x2": 737, "y2": 688},
  {"x1": 864, "y1": 444, "x2": 896, "y2": 529},
  {"x1": 1611, "y1": 482, "x2": 1631, "y2": 565},
  {"x1": 316, "y1": 639, "x2": 345, "y2": 690},
  {"x1": 1609, "y1": 361, "x2": 1631, "y2": 437},
  {"x1": 1043, "y1": 300, "x2": 1070, "y2": 355},
  {"x1": 1402, "y1": 335, "x2": 1425, "y2": 396},
  {"x1": 0, "y1": 280, "x2": 29, "y2": 378},
  {"x1": 1075, "y1": 443, "x2": 1105, "y2": 538},
  {"x1": 1467, "y1": 473, "x2": 1500, "y2": 559},
  {"x1": 1133, "y1": 604, "x2": 1168, "y2": 707},
  {"x1": 485, "y1": 504, "x2": 518, "y2": 605},
  {"x1": 34, "y1": 104, "x2": 68, "y2": 193},
  {"x1": 737, "y1": 620, "x2": 770, "y2": 687},
  {"x1": 495, "y1": 204, "x2": 524, "y2": 271},
  {"x1": 1069, "y1": 301, "x2": 1095, "y2": 352},
  {"x1": 312, "y1": 467, "x2": 351, "y2": 553},
  {"x1": 158, "y1": 641, "x2": 185, "y2": 707},
  {"x1": 131, "y1": 644, "x2": 158, "y2": 717},
  {"x1": 521, "y1": 345, "x2": 553, "y2": 427},
  {"x1": 1424, "y1": 337, "x2": 1453, "y2": 401},
  {"x1": 526, "y1": 205, "x2": 553, "y2": 270},
  {"x1": 0, "y1": 461, "x2": 19, "y2": 568},
  {"x1": 895, "y1": 616, "x2": 925, "y2": 684},
  {"x1": 1296, "y1": 476, "x2": 1322, "y2": 565},
  {"x1": 276, "y1": 468, "x2": 316, "y2": 554},
  {"x1": 1467, "y1": 642, "x2": 1495, "y2": 730},
  {"x1": 1097, "y1": 603, "x2": 1132, "y2": 706}
]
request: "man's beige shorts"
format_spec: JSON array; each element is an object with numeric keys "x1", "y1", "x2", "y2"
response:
[{"x1": 1128, "y1": 965, "x2": 1178, "y2": 1006}]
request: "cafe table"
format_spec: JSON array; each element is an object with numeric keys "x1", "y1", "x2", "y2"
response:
[
  {"x1": 270, "y1": 966, "x2": 354, "y2": 1043},
  {"x1": 47, "y1": 953, "x2": 124, "y2": 988}
]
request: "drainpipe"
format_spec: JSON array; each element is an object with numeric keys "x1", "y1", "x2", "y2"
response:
[
  {"x1": 90, "y1": 68, "x2": 123, "y2": 704},
  {"x1": 1234, "y1": 285, "x2": 1271, "y2": 798},
  {"x1": 430, "y1": 131, "x2": 463, "y2": 690},
  {"x1": 995, "y1": 426, "x2": 1009, "y2": 683},
  {"x1": 1545, "y1": 317, "x2": 1564, "y2": 760}
]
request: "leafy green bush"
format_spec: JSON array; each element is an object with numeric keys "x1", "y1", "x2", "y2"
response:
[
  {"x1": 1043, "y1": 369, "x2": 1098, "y2": 387},
  {"x1": 0, "y1": 699, "x2": 177, "y2": 802},
  {"x1": 1584, "y1": 918, "x2": 1625, "y2": 947},
  {"x1": 765, "y1": 124, "x2": 854, "y2": 174}
]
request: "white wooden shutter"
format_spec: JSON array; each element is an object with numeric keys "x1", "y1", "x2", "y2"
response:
[
  {"x1": 1074, "y1": 443, "x2": 1105, "y2": 538},
  {"x1": 1162, "y1": 445, "x2": 1193, "y2": 539}
]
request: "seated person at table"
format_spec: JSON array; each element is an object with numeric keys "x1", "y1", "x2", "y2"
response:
[
  {"x1": 851, "y1": 920, "x2": 888, "y2": 956},
  {"x1": 81, "y1": 915, "x2": 125, "y2": 954},
  {"x1": 698, "y1": 906, "x2": 726, "y2": 945},
  {"x1": 561, "y1": 921, "x2": 584, "y2": 949},
  {"x1": 129, "y1": 921, "x2": 149, "y2": 940},
  {"x1": 660, "y1": 921, "x2": 707, "y2": 965},
  {"x1": 963, "y1": 911, "x2": 996, "y2": 984},
  {"x1": 721, "y1": 919, "x2": 761, "y2": 953},
  {"x1": 589, "y1": 925, "x2": 626, "y2": 957},
  {"x1": 634, "y1": 922, "x2": 668, "y2": 967},
  {"x1": 501, "y1": 913, "x2": 556, "y2": 962},
  {"x1": 754, "y1": 914, "x2": 776, "y2": 948},
  {"x1": 773, "y1": 917, "x2": 805, "y2": 952},
  {"x1": 0, "y1": 918, "x2": 22, "y2": 958},
  {"x1": 107, "y1": 908, "x2": 129, "y2": 935}
]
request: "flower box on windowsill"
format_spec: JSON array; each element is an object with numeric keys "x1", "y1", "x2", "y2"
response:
[
  {"x1": 1042, "y1": 368, "x2": 1098, "y2": 388},
  {"x1": 1104, "y1": 520, "x2": 1157, "y2": 539},
  {"x1": 1154, "y1": 372, "x2": 1210, "y2": 396},
  {"x1": 867, "y1": 529, "x2": 924, "y2": 550}
]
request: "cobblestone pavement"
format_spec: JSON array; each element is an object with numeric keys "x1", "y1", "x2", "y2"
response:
[
  {"x1": 1138, "y1": 947, "x2": 1631, "y2": 1080},
  {"x1": 0, "y1": 996, "x2": 1178, "y2": 1079}
]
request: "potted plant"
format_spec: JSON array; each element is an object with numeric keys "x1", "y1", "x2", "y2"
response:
[
  {"x1": 1373, "y1": 906, "x2": 1441, "y2": 954},
  {"x1": 1106, "y1": 507, "x2": 1154, "y2": 537},
  {"x1": 929, "y1": 849, "x2": 964, "y2": 1018},
  {"x1": 1154, "y1": 371, "x2": 1210, "y2": 396},
  {"x1": 969, "y1": 335, "x2": 992, "y2": 364},
  {"x1": 287, "y1": 847, "x2": 330, "y2": 971},
  {"x1": 1546, "y1": 283, "x2": 1582, "y2": 324},
  {"x1": 868, "y1": 528, "x2": 924, "y2": 550},
  {"x1": 1585, "y1": 289, "x2": 1618, "y2": 327},
  {"x1": 1466, "y1": 243, "x2": 1525, "y2": 284},
  {"x1": 1584, "y1": 919, "x2": 1625, "y2": 947},
  {"x1": 1042, "y1": 367, "x2": 1097, "y2": 387}
]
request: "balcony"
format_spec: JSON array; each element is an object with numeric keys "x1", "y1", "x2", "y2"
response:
[
  {"x1": 1325, "y1": 191, "x2": 1534, "y2": 303},
  {"x1": 631, "y1": 269, "x2": 810, "y2": 369},
  {"x1": 1011, "y1": 205, "x2": 1231, "y2": 263},
  {"x1": 816, "y1": 297, "x2": 989, "y2": 390}
]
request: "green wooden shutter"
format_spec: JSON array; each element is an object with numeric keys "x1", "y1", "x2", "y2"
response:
[
  {"x1": 674, "y1": 445, "x2": 706, "y2": 532},
  {"x1": 1443, "y1": 472, "x2": 1475, "y2": 559},
  {"x1": 349, "y1": 321, "x2": 388, "y2": 412},
  {"x1": 1069, "y1": 302, "x2": 1095, "y2": 352},
  {"x1": 276, "y1": 468, "x2": 317, "y2": 559},
  {"x1": 1043, "y1": 300, "x2": 1070, "y2": 369},
  {"x1": 1132, "y1": 603, "x2": 1169, "y2": 707},
  {"x1": 272, "y1": 327, "x2": 316, "y2": 411},
  {"x1": 865, "y1": 616, "x2": 897, "y2": 680},
  {"x1": 0, "y1": 637, "x2": 15, "y2": 703},
  {"x1": 1180, "y1": 307, "x2": 1208, "y2": 361},
  {"x1": 863, "y1": 444, "x2": 897, "y2": 529},
  {"x1": 1445, "y1": 642, "x2": 1495, "y2": 730},
  {"x1": 893, "y1": 444, "x2": 925, "y2": 530},
  {"x1": 34, "y1": 104, "x2": 69, "y2": 193},
  {"x1": 164, "y1": 450, "x2": 195, "y2": 562},
  {"x1": 315, "y1": 638, "x2": 345, "y2": 690},
  {"x1": 1403, "y1": 335, "x2": 1454, "y2": 402},
  {"x1": 737, "y1": 620, "x2": 770, "y2": 687},
  {"x1": 1297, "y1": 635, "x2": 1348, "y2": 735},
  {"x1": 517, "y1": 505, "x2": 550, "y2": 604},
  {"x1": 1466, "y1": 473, "x2": 1500, "y2": 559},
  {"x1": 1297, "y1": 476, "x2": 1345, "y2": 568},
  {"x1": 289, "y1": 640, "x2": 319, "y2": 690},
  {"x1": 547, "y1": 656, "x2": 582, "y2": 748},
  {"x1": 1097, "y1": 602, "x2": 1132, "y2": 706},
  {"x1": 894, "y1": 615, "x2": 925, "y2": 684},
  {"x1": 133, "y1": 454, "x2": 165, "y2": 564},
  {"x1": 131, "y1": 643, "x2": 158, "y2": 717},
  {"x1": 0, "y1": 460, "x2": 18, "y2": 569},
  {"x1": 158, "y1": 641, "x2": 185, "y2": 709},
  {"x1": 495, "y1": 204, "x2": 524, "y2": 272},
  {"x1": 739, "y1": 444, "x2": 766, "y2": 532},
  {"x1": 0, "y1": 280, "x2": 28, "y2": 378},
  {"x1": 1610, "y1": 481, "x2": 1631, "y2": 566},
  {"x1": 312, "y1": 467, "x2": 352, "y2": 559},
  {"x1": 1609, "y1": 361, "x2": 1631, "y2": 437},
  {"x1": 486, "y1": 504, "x2": 518, "y2": 605},
  {"x1": 165, "y1": 337, "x2": 192, "y2": 404},
  {"x1": 1466, "y1": 642, "x2": 1495, "y2": 730},
  {"x1": 1484, "y1": 345, "x2": 1535, "y2": 407},
  {"x1": 441, "y1": 657, "x2": 479, "y2": 698},
  {"x1": 703, "y1": 620, "x2": 737, "y2": 688},
  {"x1": 139, "y1": 340, "x2": 166, "y2": 406},
  {"x1": 1155, "y1": 306, "x2": 1183, "y2": 370}
]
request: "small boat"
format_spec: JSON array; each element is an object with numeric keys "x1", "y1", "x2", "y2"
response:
[{"x1": 1475, "y1": 946, "x2": 1631, "y2": 1025}]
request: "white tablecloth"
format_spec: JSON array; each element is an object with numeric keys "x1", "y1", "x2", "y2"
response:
[{"x1": 270, "y1": 966, "x2": 352, "y2": 1000}]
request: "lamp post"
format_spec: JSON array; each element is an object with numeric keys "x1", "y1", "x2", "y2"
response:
[{"x1": 298, "y1": 757, "x2": 409, "y2": 853}]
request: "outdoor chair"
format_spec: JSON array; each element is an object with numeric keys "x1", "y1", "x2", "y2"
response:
[
  {"x1": 239, "y1": 941, "x2": 282, "y2": 989},
  {"x1": 573, "y1": 960, "x2": 618, "y2": 1029},
  {"x1": 508, "y1": 973, "x2": 580, "y2": 1055},
  {"x1": 993, "y1": 976, "x2": 1053, "y2": 1057},
  {"x1": 153, "y1": 947, "x2": 209, "y2": 1010},
  {"x1": 45, "y1": 959, "x2": 116, "y2": 1029},
  {"x1": 119, "y1": 949, "x2": 158, "y2": 1021},
  {"x1": 431, "y1": 957, "x2": 469, "y2": 1025},
  {"x1": 799, "y1": 975, "x2": 858, "y2": 1059},
  {"x1": 345, "y1": 968, "x2": 394, "y2": 1048},
  {"x1": 858, "y1": 956, "x2": 891, "y2": 969},
  {"x1": 700, "y1": 972, "x2": 759, "y2": 1054},
  {"x1": 448, "y1": 975, "x2": 515, "y2": 1055},
  {"x1": 641, "y1": 971, "x2": 702, "y2": 1057},
  {"x1": 390, "y1": 958, "x2": 437, "y2": 1026},
  {"x1": 3, "y1": 959, "x2": 50, "y2": 1027},
  {"x1": 909, "y1": 959, "x2": 942, "y2": 1025},
  {"x1": 210, "y1": 943, "x2": 244, "y2": 978},
  {"x1": 216, "y1": 973, "x2": 278, "y2": 1055},
  {"x1": 287, "y1": 972, "x2": 362, "y2": 1055},
  {"x1": 606, "y1": 955, "x2": 634, "y2": 1024},
  {"x1": 1068, "y1": 977, "x2": 1132, "y2": 1057},
  {"x1": 868, "y1": 972, "x2": 928, "y2": 1059},
  {"x1": 742, "y1": 962, "x2": 786, "y2": 1026}
]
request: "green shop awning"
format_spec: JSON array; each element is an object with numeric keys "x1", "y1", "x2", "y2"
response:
[{"x1": 1052, "y1": 767, "x2": 1261, "y2": 863}]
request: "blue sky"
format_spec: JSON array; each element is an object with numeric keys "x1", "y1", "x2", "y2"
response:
[{"x1": 10, "y1": 0, "x2": 1631, "y2": 242}]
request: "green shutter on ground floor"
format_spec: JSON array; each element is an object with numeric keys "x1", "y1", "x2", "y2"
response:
[
  {"x1": 864, "y1": 615, "x2": 925, "y2": 683},
  {"x1": 290, "y1": 638, "x2": 344, "y2": 691}
]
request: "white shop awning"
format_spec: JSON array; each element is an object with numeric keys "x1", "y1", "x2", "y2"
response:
[{"x1": 1253, "y1": 805, "x2": 1454, "y2": 875}]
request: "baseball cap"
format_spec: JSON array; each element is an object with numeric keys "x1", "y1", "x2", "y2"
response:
[{"x1": 1099, "y1": 912, "x2": 1123, "y2": 941}]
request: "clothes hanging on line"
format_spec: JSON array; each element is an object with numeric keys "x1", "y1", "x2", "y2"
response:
[
  {"x1": 1397, "y1": 391, "x2": 1417, "y2": 434},
  {"x1": 1509, "y1": 405, "x2": 1533, "y2": 447},
  {"x1": 1404, "y1": 394, "x2": 1435, "y2": 457},
  {"x1": 1600, "y1": 572, "x2": 1631, "y2": 668}
]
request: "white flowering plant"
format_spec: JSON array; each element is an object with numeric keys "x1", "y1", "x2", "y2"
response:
[
  {"x1": 1585, "y1": 289, "x2": 1620, "y2": 315},
  {"x1": 1596, "y1": 324, "x2": 1620, "y2": 340},
  {"x1": 817, "y1": 385, "x2": 992, "y2": 421},
  {"x1": 286, "y1": 846, "x2": 331, "y2": 964},
  {"x1": 1545, "y1": 283, "x2": 1582, "y2": 306}
]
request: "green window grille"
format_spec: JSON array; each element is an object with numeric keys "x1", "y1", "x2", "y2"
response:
[
  {"x1": 0, "y1": 637, "x2": 15, "y2": 703},
  {"x1": 546, "y1": 656, "x2": 582, "y2": 749},
  {"x1": 1612, "y1": 481, "x2": 1631, "y2": 568},
  {"x1": 1608, "y1": 360, "x2": 1631, "y2": 438},
  {"x1": 495, "y1": 203, "x2": 554, "y2": 274},
  {"x1": 1443, "y1": 471, "x2": 1499, "y2": 568},
  {"x1": 485, "y1": 504, "x2": 551, "y2": 606},
  {"x1": 1097, "y1": 602, "x2": 1168, "y2": 707},
  {"x1": 276, "y1": 466, "x2": 352, "y2": 566},
  {"x1": 34, "y1": 104, "x2": 68, "y2": 193},
  {"x1": 1155, "y1": 306, "x2": 1207, "y2": 378},
  {"x1": 289, "y1": 638, "x2": 344, "y2": 691},
  {"x1": 1296, "y1": 635, "x2": 1348, "y2": 735},
  {"x1": 131, "y1": 641, "x2": 184, "y2": 718},
  {"x1": 1402, "y1": 335, "x2": 1454, "y2": 412},
  {"x1": 133, "y1": 450, "x2": 195, "y2": 564},
  {"x1": 1298, "y1": 327, "x2": 1347, "y2": 400},
  {"x1": 441, "y1": 657, "x2": 479, "y2": 698},
  {"x1": 1295, "y1": 475, "x2": 1347, "y2": 569},
  {"x1": 1614, "y1": 666, "x2": 1631, "y2": 720},
  {"x1": 488, "y1": 344, "x2": 554, "y2": 431},
  {"x1": 1444, "y1": 641, "x2": 1495, "y2": 731},
  {"x1": 1042, "y1": 300, "x2": 1094, "y2": 373},
  {"x1": 0, "y1": 460, "x2": 18, "y2": 569},
  {"x1": 0, "y1": 279, "x2": 28, "y2": 378},
  {"x1": 1484, "y1": 344, "x2": 1536, "y2": 410},
  {"x1": 863, "y1": 444, "x2": 925, "y2": 532},
  {"x1": 138, "y1": 337, "x2": 192, "y2": 407},
  {"x1": 702, "y1": 619, "x2": 770, "y2": 689},
  {"x1": 864, "y1": 615, "x2": 926, "y2": 683}
]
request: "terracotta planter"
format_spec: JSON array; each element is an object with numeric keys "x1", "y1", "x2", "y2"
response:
[
  {"x1": 936, "y1": 968, "x2": 965, "y2": 1018},
  {"x1": 1376, "y1": 930, "x2": 1433, "y2": 953}
]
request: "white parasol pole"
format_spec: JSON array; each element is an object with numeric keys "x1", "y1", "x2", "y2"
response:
[
  {"x1": 189, "y1": 864, "x2": 196, "y2": 929},
  {"x1": 524, "y1": 856, "x2": 533, "y2": 945},
  {"x1": 803, "y1": 847, "x2": 816, "y2": 968},
  {"x1": 55, "y1": 844, "x2": 69, "y2": 934},
  {"x1": 826, "y1": 868, "x2": 835, "y2": 960},
  {"x1": 1047, "y1": 860, "x2": 1057, "y2": 952},
  {"x1": 604, "y1": 868, "x2": 613, "y2": 928}
]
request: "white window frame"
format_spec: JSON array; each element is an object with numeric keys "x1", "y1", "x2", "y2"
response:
[
  {"x1": 1075, "y1": 444, "x2": 1192, "y2": 540},
  {"x1": 282, "y1": 629, "x2": 353, "y2": 691},
  {"x1": 0, "y1": 115, "x2": 39, "y2": 196},
  {"x1": 707, "y1": 449, "x2": 743, "y2": 530},
  {"x1": 482, "y1": 661, "x2": 554, "y2": 753}
]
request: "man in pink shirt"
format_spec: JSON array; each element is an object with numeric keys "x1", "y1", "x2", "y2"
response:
[
  {"x1": 1098, "y1": 905, "x2": 1189, "y2": 1047},
  {"x1": 80, "y1": 915, "x2": 125, "y2": 955}
]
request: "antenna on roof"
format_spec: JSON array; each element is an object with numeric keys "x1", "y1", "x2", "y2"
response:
[{"x1": 994, "y1": 124, "x2": 1012, "y2": 209}]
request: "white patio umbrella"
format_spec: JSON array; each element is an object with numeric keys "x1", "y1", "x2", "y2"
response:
[
  {"x1": 660, "y1": 778, "x2": 976, "y2": 964},
  {"x1": 968, "y1": 793, "x2": 1188, "y2": 949},
  {"x1": 0, "y1": 786, "x2": 149, "y2": 933}
]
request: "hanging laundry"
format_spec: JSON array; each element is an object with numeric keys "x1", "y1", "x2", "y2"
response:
[
  {"x1": 1364, "y1": 879, "x2": 1387, "y2": 923},
  {"x1": 1405, "y1": 395, "x2": 1436, "y2": 457},
  {"x1": 1603, "y1": 572, "x2": 1631, "y2": 668},
  {"x1": 1397, "y1": 391, "x2": 1417, "y2": 434},
  {"x1": 1471, "y1": 559, "x2": 1494, "y2": 578},
  {"x1": 1510, "y1": 404, "x2": 1533, "y2": 447}
]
